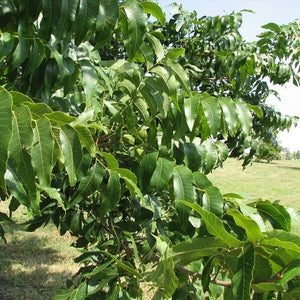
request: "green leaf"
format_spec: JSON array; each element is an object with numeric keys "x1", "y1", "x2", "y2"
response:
[
  {"x1": 199, "y1": 140, "x2": 218, "y2": 174},
  {"x1": 201, "y1": 96, "x2": 221, "y2": 138},
  {"x1": 215, "y1": 141, "x2": 228, "y2": 162},
  {"x1": 137, "y1": 152, "x2": 158, "y2": 193},
  {"x1": 0, "y1": 33, "x2": 14, "y2": 62},
  {"x1": 226, "y1": 209, "x2": 266, "y2": 242},
  {"x1": 60, "y1": 125, "x2": 83, "y2": 186},
  {"x1": 8, "y1": 36, "x2": 29, "y2": 72},
  {"x1": 146, "y1": 32, "x2": 164, "y2": 62},
  {"x1": 40, "y1": 1, "x2": 62, "y2": 39},
  {"x1": 99, "y1": 251, "x2": 142, "y2": 279},
  {"x1": 56, "y1": 0, "x2": 80, "y2": 40},
  {"x1": 164, "y1": 59, "x2": 191, "y2": 95},
  {"x1": 45, "y1": 112, "x2": 76, "y2": 126},
  {"x1": 94, "y1": 0, "x2": 119, "y2": 49},
  {"x1": 120, "y1": 0, "x2": 147, "y2": 60},
  {"x1": 149, "y1": 158, "x2": 174, "y2": 192},
  {"x1": 5, "y1": 163, "x2": 31, "y2": 207},
  {"x1": 23, "y1": 38, "x2": 45, "y2": 76},
  {"x1": 169, "y1": 237, "x2": 228, "y2": 265},
  {"x1": 134, "y1": 97, "x2": 150, "y2": 122},
  {"x1": 235, "y1": 99, "x2": 252, "y2": 135},
  {"x1": 24, "y1": 102, "x2": 53, "y2": 119},
  {"x1": 178, "y1": 201, "x2": 242, "y2": 247},
  {"x1": 114, "y1": 168, "x2": 137, "y2": 184},
  {"x1": 100, "y1": 170, "x2": 121, "y2": 217},
  {"x1": 257, "y1": 202, "x2": 291, "y2": 231},
  {"x1": 247, "y1": 104, "x2": 263, "y2": 118},
  {"x1": 193, "y1": 172, "x2": 213, "y2": 190},
  {"x1": 202, "y1": 186, "x2": 224, "y2": 217},
  {"x1": 31, "y1": 116, "x2": 54, "y2": 187},
  {"x1": 140, "y1": 1, "x2": 165, "y2": 26},
  {"x1": 184, "y1": 95, "x2": 201, "y2": 132},
  {"x1": 261, "y1": 230, "x2": 300, "y2": 254},
  {"x1": 39, "y1": 186, "x2": 65, "y2": 210},
  {"x1": 74, "y1": 125, "x2": 96, "y2": 156},
  {"x1": 0, "y1": 87, "x2": 12, "y2": 192},
  {"x1": 69, "y1": 162, "x2": 104, "y2": 207},
  {"x1": 251, "y1": 282, "x2": 283, "y2": 293},
  {"x1": 151, "y1": 66, "x2": 178, "y2": 103},
  {"x1": 279, "y1": 259, "x2": 300, "y2": 284},
  {"x1": 74, "y1": 0, "x2": 100, "y2": 46},
  {"x1": 219, "y1": 97, "x2": 238, "y2": 137},
  {"x1": 232, "y1": 242, "x2": 254, "y2": 300},
  {"x1": 122, "y1": 177, "x2": 145, "y2": 203},
  {"x1": 79, "y1": 59, "x2": 98, "y2": 105},
  {"x1": 143, "y1": 77, "x2": 170, "y2": 118},
  {"x1": 261, "y1": 22, "x2": 281, "y2": 34},
  {"x1": 8, "y1": 107, "x2": 37, "y2": 201},
  {"x1": 165, "y1": 48, "x2": 185, "y2": 59},
  {"x1": 173, "y1": 166, "x2": 196, "y2": 230},
  {"x1": 99, "y1": 152, "x2": 119, "y2": 169},
  {"x1": 182, "y1": 142, "x2": 202, "y2": 172}
]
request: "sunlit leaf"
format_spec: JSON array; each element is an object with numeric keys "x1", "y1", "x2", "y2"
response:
[
  {"x1": 149, "y1": 158, "x2": 174, "y2": 192},
  {"x1": 31, "y1": 116, "x2": 54, "y2": 187},
  {"x1": 60, "y1": 125, "x2": 83, "y2": 186},
  {"x1": 0, "y1": 87, "x2": 12, "y2": 192}
]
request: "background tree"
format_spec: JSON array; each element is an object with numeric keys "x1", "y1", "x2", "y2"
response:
[{"x1": 0, "y1": 0, "x2": 300, "y2": 299}]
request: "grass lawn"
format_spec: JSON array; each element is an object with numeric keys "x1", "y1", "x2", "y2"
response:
[
  {"x1": 0, "y1": 158, "x2": 299, "y2": 299},
  {"x1": 208, "y1": 158, "x2": 300, "y2": 209}
]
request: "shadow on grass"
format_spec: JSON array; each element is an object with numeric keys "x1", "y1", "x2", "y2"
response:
[
  {"x1": 0, "y1": 226, "x2": 77, "y2": 300},
  {"x1": 276, "y1": 165, "x2": 300, "y2": 171}
]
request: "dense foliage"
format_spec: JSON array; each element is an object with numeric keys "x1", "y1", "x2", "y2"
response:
[{"x1": 0, "y1": 1, "x2": 300, "y2": 299}]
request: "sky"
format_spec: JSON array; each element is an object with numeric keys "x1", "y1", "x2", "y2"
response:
[{"x1": 157, "y1": 0, "x2": 300, "y2": 152}]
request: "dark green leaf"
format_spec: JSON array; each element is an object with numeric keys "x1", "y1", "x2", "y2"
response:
[
  {"x1": 69, "y1": 162, "x2": 104, "y2": 207},
  {"x1": 94, "y1": 0, "x2": 119, "y2": 49},
  {"x1": 0, "y1": 33, "x2": 14, "y2": 62},
  {"x1": 74, "y1": 0, "x2": 100, "y2": 46},
  {"x1": 8, "y1": 36, "x2": 29, "y2": 72},
  {"x1": 257, "y1": 202, "x2": 291, "y2": 231},
  {"x1": 23, "y1": 38, "x2": 45, "y2": 76},
  {"x1": 100, "y1": 170, "x2": 121, "y2": 217},
  {"x1": 232, "y1": 242, "x2": 254, "y2": 300}
]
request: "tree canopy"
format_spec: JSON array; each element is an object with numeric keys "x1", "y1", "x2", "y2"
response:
[{"x1": 0, "y1": 1, "x2": 300, "y2": 299}]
